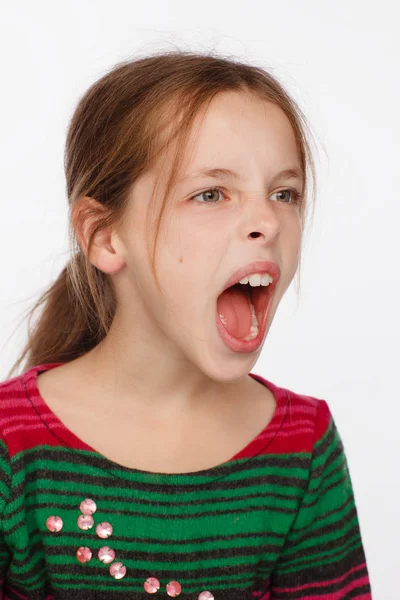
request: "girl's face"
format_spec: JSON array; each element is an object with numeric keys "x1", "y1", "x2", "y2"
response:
[{"x1": 109, "y1": 90, "x2": 302, "y2": 384}]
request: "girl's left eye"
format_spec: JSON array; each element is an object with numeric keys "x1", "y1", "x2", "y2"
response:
[{"x1": 190, "y1": 186, "x2": 302, "y2": 207}]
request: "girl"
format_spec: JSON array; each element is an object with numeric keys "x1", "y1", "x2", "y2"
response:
[{"x1": 0, "y1": 50, "x2": 372, "y2": 599}]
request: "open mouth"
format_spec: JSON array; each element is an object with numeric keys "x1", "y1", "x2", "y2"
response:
[{"x1": 216, "y1": 281, "x2": 274, "y2": 341}]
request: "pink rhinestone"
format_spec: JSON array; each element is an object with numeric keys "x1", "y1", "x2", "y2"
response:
[
  {"x1": 98, "y1": 546, "x2": 116, "y2": 564},
  {"x1": 109, "y1": 561, "x2": 126, "y2": 579},
  {"x1": 46, "y1": 515, "x2": 63, "y2": 532},
  {"x1": 80, "y1": 498, "x2": 97, "y2": 515},
  {"x1": 144, "y1": 577, "x2": 161, "y2": 593},
  {"x1": 166, "y1": 581, "x2": 182, "y2": 597},
  {"x1": 76, "y1": 546, "x2": 92, "y2": 563},
  {"x1": 77, "y1": 514, "x2": 94, "y2": 530},
  {"x1": 96, "y1": 522, "x2": 113, "y2": 539},
  {"x1": 198, "y1": 593, "x2": 214, "y2": 600}
]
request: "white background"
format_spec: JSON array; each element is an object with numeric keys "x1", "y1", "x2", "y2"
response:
[{"x1": 1, "y1": 1, "x2": 398, "y2": 596}]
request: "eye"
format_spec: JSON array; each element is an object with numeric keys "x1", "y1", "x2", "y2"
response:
[
  {"x1": 271, "y1": 188, "x2": 303, "y2": 204},
  {"x1": 190, "y1": 186, "x2": 302, "y2": 207},
  {"x1": 190, "y1": 186, "x2": 225, "y2": 207}
]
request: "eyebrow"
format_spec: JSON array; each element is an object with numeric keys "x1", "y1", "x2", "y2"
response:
[{"x1": 177, "y1": 166, "x2": 304, "y2": 185}]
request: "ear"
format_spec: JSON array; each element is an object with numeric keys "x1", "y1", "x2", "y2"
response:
[{"x1": 71, "y1": 196, "x2": 125, "y2": 275}]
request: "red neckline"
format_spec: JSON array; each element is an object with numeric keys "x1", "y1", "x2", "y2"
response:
[{"x1": 23, "y1": 361, "x2": 289, "y2": 482}]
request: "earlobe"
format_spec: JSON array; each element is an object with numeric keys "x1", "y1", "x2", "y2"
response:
[{"x1": 92, "y1": 243, "x2": 125, "y2": 275}]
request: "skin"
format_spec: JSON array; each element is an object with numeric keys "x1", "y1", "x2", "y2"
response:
[{"x1": 38, "y1": 90, "x2": 302, "y2": 431}]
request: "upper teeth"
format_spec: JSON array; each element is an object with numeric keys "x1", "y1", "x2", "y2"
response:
[{"x1": 239, "y1": 272, "x2": 273, "y2": 287}]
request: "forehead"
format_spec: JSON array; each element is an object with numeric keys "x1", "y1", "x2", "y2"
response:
[{"x1": 176, "y1": 91, "x2": 301, "y2": 180}]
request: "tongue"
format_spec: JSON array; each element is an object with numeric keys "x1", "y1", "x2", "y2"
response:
[{"x1": 217, "y1": 285, "x2": 252, "y2": 339}]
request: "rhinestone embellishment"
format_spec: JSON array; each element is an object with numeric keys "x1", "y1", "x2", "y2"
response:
[
  {"x1": 76, "y1": 546, "x2": 92, "y2": 563},
  {"x1": 80, "y1": 498, "x2": 97, "y2": 515},
  {"x1": 45, "y1": 515, "x2": 63, "y2": 532},
  {"x1": 198, "y1": 593, "x2": 214, "y2": 599},
  {"x1": 77, "y1": 514, "x2": 94, "y2": 530},
  {"x1": 98, "y1": 546, "x2": 116, "y2": 564},
  {"x1": 96, "y1": 521, "x2": 113, "y2": 538},
  {"x1": 109, "y1": 561, "x2": 126, "y2": 579},
  {"x1": 166, "y1": 581, "x2": 182, "y2": 597},
  {"x1": 144, "y1": 576, "x2": 161, "y2": 593}
]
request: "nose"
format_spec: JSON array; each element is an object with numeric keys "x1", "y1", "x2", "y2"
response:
[{"x1": 246, "y1": 197, "x2": 280, "y2": 243}]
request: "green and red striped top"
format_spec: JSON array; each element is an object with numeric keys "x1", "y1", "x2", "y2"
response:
[{"x1": 0, "y1": 362, "x2": 372, "y2": 599}]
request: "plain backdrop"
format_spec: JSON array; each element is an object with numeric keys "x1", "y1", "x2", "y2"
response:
[{"x1": 1, "y1": 1, "x2": 398, "y2": 597}]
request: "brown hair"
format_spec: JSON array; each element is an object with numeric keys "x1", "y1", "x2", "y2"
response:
[{"x1": 6, "y1": 49, "x2": 317, "y2": 379}]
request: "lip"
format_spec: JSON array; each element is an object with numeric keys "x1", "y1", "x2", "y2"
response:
[{"x1": 218, "y1": 260, "x2": 281, "y2": 296}]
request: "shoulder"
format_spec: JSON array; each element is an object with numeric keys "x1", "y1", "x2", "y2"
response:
[
  {"x1": 0, "y1": 371, "x2": 27, "y2": 514},
  {"x1": 252, "y1": 372, "x2": 335, "y2": 451},
  {"x1": 0, "y1": 365, "x2": 45, "y2": 459},
  {"x1": 281, "y1": 382, "x2": 341, "y2": 457},
  {"x1": 0, "y1": 366, "x2": 35, "y2": 420},
  {"x1": 286, "y1": 385, "x2": 332, "y2": 441}
]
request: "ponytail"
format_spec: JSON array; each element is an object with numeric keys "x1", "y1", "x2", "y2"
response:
[{"x1": 6, "y1": 252, "x2": 116, "y2": 379}]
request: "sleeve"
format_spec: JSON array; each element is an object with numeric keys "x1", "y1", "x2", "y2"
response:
[
  {"x1": 270, "y1": 400, "x2": 373, "y2": 599},
  {"x1": 0, "y1": 438, "x2": 11, "y2": 596}
]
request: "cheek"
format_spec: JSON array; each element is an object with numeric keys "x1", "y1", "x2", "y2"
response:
[
  {"x1": 285, "y1": 216, "x2": 302, "y2": 253},
  {"x1": 162, "y1": 218, "x2": 223, "y2": 270},
  {"x1": 157, "y1": 230, "x2": 222, "y2": 315}
]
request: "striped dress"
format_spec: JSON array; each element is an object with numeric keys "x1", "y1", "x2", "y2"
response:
[{"x1": 0, "y1": 362, "x2": 372, "y2": 599}]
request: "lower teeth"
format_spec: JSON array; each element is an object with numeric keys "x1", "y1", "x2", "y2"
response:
[{"x1": 241, "y1": 301, "x2": 259, "y2": 340}]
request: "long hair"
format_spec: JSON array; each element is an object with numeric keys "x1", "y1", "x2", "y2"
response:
[{"x1": 6, "y1": 49, "x2": 317, "y2": 379}]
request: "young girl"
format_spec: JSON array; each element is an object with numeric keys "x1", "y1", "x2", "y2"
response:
[{"x1": 0, "y1": 50, "x2": 372, "y2": 599}]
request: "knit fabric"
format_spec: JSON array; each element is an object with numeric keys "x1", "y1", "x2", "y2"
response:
[{"x1": 0, "y1": 362, "x2": 372, "y2": 599}]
